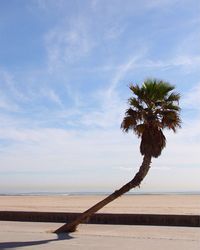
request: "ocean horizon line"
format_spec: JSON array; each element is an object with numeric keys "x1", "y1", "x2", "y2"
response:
[{"x1": 0, "y1": 191, "x2": 200, "y2": 196}]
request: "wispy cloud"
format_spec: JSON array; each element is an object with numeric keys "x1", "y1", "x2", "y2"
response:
[
  {"x1": 0, "y1": 0, "x2": 200, "y2": 192},
  {"x1": 144, "y1": 0, "x2": 180, "y2": 9},
  {"x1": 181, "y1": 82, "x2": 200, "y2": 111},
  {"x1": 39, "y1": 88, "x2": 63, "y2": 107},
  {"x1": 32, "y1": 0, "x2": 65, "y2": 11},
  {"x1": 104, "y1": 24, "x2": 125, "y2": 40},
  {"x1": 137, "y1": 55, "x2": 200, "y2": 73},
  {"x1": 45, "y1": 17, "x2": 95, "y2": 71},
  {"x1": 0, "y1": 74, "x2": 20, "y2": 112},
  {"x1": 0, "y1": 69, "x2": 27, "y2": 108},
  {"x1": 0, "y1": 96, "x2": 18, "y2": 112},
  {"x1": 108, "y1": 54, "x2": 146, "y2": 93},
  {"x1": 79, "y1": 52, "x2": 147, "y2": 128}
]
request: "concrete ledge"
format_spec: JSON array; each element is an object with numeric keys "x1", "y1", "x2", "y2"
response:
[{"x1": 0, "y1": 211, "x2": 199, "y2": 227}]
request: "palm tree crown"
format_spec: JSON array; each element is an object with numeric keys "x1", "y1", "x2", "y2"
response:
[{"x1": 121, "y1": 78, "x2": 181, "y2": 158}]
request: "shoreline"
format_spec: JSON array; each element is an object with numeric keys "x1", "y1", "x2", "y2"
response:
[{"x1": 1, "y1": 191, "x2": 200, "y2": 196}]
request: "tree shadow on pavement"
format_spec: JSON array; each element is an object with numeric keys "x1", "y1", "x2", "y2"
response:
[{"x1": 0, "y1": 233, "x2": 73, "y2": 249}]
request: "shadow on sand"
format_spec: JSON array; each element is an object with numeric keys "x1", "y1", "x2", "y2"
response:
[{"x1": 0, "y1": 233, "x2": 73, "y2": 249}]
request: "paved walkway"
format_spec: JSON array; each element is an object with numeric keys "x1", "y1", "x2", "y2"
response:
[{"x1": 0, "y1": 221, "x2": 200, "y2": 250}]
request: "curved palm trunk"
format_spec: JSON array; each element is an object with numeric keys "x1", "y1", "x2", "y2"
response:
[{"x1": 54, "y1": 154, "x2": 152, "y2": 233}]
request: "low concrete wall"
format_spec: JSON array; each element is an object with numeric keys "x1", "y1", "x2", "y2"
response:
[{"x1": 0, "y1": 211, "x2": 199, "y2": 227}]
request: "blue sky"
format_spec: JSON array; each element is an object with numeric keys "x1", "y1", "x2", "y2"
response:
[{"x1": 0, "y1": 0, "x2": 200, "y2": 193}]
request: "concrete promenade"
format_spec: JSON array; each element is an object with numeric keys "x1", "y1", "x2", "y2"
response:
[{"x1": 0, "y1": 221, "x2": 200, "y2": 250}]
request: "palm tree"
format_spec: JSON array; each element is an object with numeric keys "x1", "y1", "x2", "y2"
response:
[{"x1": 55, "y1": 78, "x2": 181, "y2": 233}]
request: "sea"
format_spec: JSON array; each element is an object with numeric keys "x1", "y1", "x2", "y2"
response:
[{"x1": 0, "y1": 191, "x2": 199, "y2": 196}]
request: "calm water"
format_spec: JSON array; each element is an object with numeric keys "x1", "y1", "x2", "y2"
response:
[{"x1": 0, "y1": 191, "x2": 200, "y2": 196}]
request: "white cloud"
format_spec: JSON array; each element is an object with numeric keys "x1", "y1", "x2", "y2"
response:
[
  {"x1": 104, "y1": 24, "x2": 125, "y2": 40},
  {"x1": 78, "y1": 55, "x2": 143, "y2": 128},
  {"x1": 1, "y1": 119, "x2": 199, "y2": 192},
  {"x1": 1, "y1": 0, "x2": 200, "y2": 192},
  {"x1": 33, "y1": 0, "x2": 65, "y2": 11},
  {"x1": 144, "y1": 0, "x2": 180, "y2": 9},
  {"x1": 0, "y1": 79, "x2": 200, "y2": 192},
  {"x1": 0, "y1": 127, "x2": 137, "y2": 174},
  {"x1": 132, "y1": 55, "x2": 200, "y2": 73},
  {"x1": 40, "y1": 88, "x2": 63, "y2": 106},
  {"x1": 0, "y1": 69, "x2": 25, "y2": 111},
  {"x1": 181, "y1": 82, "x2": 200, "y2": 110},
  {"x1": 0, "y1": 95, "x2": 19, "y2": 112},
  {"x1": 108, "y1": 55, "x2": 144, "y2": 93},
  {"x1": 45, "y1": 18, "x2": 95, "y2": 71}
]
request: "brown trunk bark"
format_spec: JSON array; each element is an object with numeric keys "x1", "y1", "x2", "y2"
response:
[{"x1": 54, "y1": 154, "x2": 152, "y2": 233}]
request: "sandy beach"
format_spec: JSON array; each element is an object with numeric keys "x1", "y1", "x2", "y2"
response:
[
  {"x1": 0, "y1": 194, "x2": 200, "y2": 249},
  {"x1": 0, "y1": 194, "x2": 200, "y2": 214}
]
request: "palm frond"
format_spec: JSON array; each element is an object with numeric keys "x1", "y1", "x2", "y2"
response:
[
  {"x1": 129, "y1": 84, "x2": 142, "y2": 97},
  {"x1": 161, "y1": 111, "x2": 181, "y2": 132},
  {"x1": 142, "y1": 79, "x2": 175, "y2": 101},
  {"x1": 134, "y1": 124, "x2": 145, "y2": 137},
  {"x1": 125, "y1": 108, "x2": 142, "y2": 120},
  {"x1": 121, "y1": 78, "x2": 181, "y2": 158},
  {"x1": 165, "y1": 92, "x2": 181, "y2": 102},
  {"x1": 121, "y1": 116, "x2": 136, "y2": 132},
  {"x1": 128, "y1": 97, "x2": 143, "y2": 110},
  {"x1": 163, "y1": 103, "x2": 181, "y2": 111}
]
